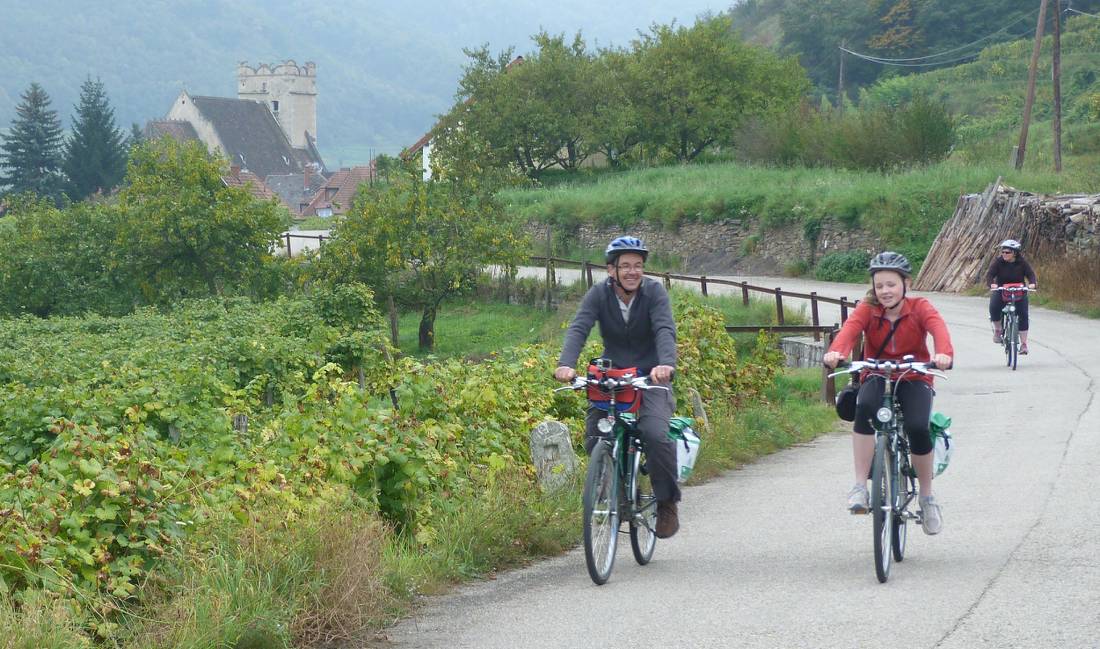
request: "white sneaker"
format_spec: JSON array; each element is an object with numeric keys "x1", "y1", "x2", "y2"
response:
[
  {"x1": 847, "y1": 484, "x2": 869, "y2": 514},
  {"x1": 919, "y1": 495, "x2": 943, "y2": 535}
]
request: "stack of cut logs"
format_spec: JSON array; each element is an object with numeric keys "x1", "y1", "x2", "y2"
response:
[{"x1": 914, "y1": 177, "x2": 1100, "y2": 292}]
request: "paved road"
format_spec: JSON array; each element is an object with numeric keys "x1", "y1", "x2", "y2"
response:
[{"x1": 382, "y1": 273, "x2": 1100, "y2": 649}]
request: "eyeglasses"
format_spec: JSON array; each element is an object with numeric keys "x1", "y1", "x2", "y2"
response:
[
  {"x1": 616, "y1": 263, "x2": 645, "y2": 273},
  {"x1": 1001, "y1": 249, "x2": 1015, "y2": 254}
]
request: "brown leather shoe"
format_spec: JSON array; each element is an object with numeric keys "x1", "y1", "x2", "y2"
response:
[{"x1": 655, "y1": 500, "x2": 679, "y2": 539}]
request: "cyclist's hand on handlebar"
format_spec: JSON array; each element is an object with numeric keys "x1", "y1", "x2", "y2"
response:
[
  {"x1": 933, "y1": 353, "x2": 953, "y2": 370},
  {"x1": 650, "y1": 365, "x2": 674, "y2": 384},
  {"x1": 990, "y1": 283, "x2": 998, "y2": 289},
  {"x1": 823, "y1": 351, "x2": 844, "y2": 369},
  {"x1": 1028, "y1": 283, "x2": 1036, "y2": 290},
  {"x1": 554, "y1": 366, "x2": 577, "y2": 383}
]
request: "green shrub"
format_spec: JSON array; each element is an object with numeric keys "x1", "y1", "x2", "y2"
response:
[{"x1": 814, "y1": 251, "x2": 872, "y2": 282}]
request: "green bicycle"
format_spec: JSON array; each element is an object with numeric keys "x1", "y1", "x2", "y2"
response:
[
  {"x1": 555, "y1": 362, "x2": 691, "y2": 585},
  {"x1": 829, "y1": 356, "x2": 946, "y2": 583}
]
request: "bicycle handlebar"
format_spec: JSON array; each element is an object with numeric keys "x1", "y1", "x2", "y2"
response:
[
  {"x1": 554, "y1": 374, "x2": 671, "y2": 394},
  {"x1": 989, "y1": 286, "x2": 1036, "y2": 293},
  {"x1": 827, "y1": 358, "x2": 947, "y2": 381}
]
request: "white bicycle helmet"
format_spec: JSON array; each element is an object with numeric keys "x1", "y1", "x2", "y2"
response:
[{"x1": 999, "y1": 239, "x2": 1022, "y2": 251}]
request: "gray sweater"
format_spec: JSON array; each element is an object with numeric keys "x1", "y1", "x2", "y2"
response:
[{"x1": 557, "y1": 277, "x2": 677, "y2": 374}]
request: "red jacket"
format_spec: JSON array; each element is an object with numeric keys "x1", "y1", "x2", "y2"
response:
[{"x1": 828, "y1": 297, "x2": 954, "y2": 385}]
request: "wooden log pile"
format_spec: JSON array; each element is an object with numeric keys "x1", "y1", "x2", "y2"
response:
[{"x1": 914, "y1": 178, "x2": 1100, "y2": 292}]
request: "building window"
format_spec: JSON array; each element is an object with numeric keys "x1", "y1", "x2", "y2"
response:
[
  {"x1": 262, "y1": 82, "x2": 267, "y2": 92},
  {"x1": 271, "y1": 100, "x2": 279, "y2": 113}
]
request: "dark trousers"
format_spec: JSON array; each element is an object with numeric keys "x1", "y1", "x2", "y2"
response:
[
  {"x1": 989, "y1": 292, "x2": 1030, "y2": 331},
  {"x1": 853, "y1": 376, "x2": 934, "y2": 455},
  {"x1": 585, "y1": 388, "x2": 680, "y2": 503}
]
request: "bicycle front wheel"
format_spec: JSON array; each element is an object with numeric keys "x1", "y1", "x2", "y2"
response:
[
  {"x1": 583, "y1": 441, "x2": 619, "y2": 585},
  {"x1": 629, "y1": 450, "x2": 657, "y2": 565},
  {"x1": 871, "y1": 434, "x2": 894, "y2": 583},
  {"x1": 891, "y1": 455, "x2": 909, "y2": 562},
  {"x1": 1005, "y1": 315, "x2": 1018, "y2": 370}
]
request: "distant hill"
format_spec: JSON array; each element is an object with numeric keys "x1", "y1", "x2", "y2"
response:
[{"x1": 0, "y1": 0, "x2": 725, "y2": 166}]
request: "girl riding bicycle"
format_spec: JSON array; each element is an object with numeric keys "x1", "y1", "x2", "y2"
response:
[
  {"x1": 823, "y1": 251, "x2": 954, "y2": 535},
  {"x1": 986, "y1": 239, "x2": 1037, "y2": 355}
]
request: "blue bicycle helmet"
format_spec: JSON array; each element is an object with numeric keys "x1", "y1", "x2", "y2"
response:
[
  {"x1": 605, "y1": 236, "x2": 649, "y2": 264},
  {"x1": 868, "y1": 251, "x2": 911, "y2": 277}
]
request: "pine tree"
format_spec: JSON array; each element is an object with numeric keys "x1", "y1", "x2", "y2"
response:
[
  {"x1": 62, "y1": 78, "x2": 128, "y2": 201},
  {"x1": 0, "y1": 83, "x2": 66, "y2": 204}
]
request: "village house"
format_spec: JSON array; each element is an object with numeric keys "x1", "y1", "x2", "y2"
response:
[{"x1": 146, "y1": 60, "x2": 375, "y2": 219}]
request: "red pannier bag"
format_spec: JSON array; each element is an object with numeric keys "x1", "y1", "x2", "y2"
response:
[
  {"x1": 587, "y1": 364, "x2": 642, "y2": 413},
  {"x1": 1000, "y1": 282, "x2": 1026, "y2": 303}
]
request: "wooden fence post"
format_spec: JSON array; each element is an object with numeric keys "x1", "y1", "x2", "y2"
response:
[
  {"x1": 775, "y1": 290, "x2": 784, "y2": 325},
  {"x1": 700, "y1": 276, "x2": 708, "y2": 297},
  {"x1": 663, "y1": 273, "x2": 671, "y2": 290},
  {"x1": 285, "y1": 232, "x2": 292, "y2": 257},
  {"x1": 840, "y1": 298, "x2": 849, "y2": 324},
  {"x1": 810, "y1": 292, "x2": 821, "y2": 341},
  {"x1": 741, "y1": 284, "x2": 750, "y2": 307},
  {"x1": 585, "y1": 262, "x2": 593, "y2": 288}
]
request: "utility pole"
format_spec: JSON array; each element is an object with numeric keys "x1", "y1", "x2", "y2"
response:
[
  {"x1": 837, "y1": 40, "x2": 847, "y2": 113},
  {"x1": 1015, "y1": 0, "x2": 1050, "y2": 171},
  {"x1": 1052, "y1": 0, "x2": 1063, "y2": 172}
]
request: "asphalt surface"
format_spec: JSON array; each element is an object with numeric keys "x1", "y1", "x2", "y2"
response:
[{"x1": 379, "y1": 273, "x2": 1100, "y2": 649}]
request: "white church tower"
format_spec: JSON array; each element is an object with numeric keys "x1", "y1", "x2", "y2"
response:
[{"x1": 237, "y1": 60, "x2": 318, "y2": 149}]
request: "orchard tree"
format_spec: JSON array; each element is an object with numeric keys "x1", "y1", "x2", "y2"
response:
[
  {"x1": 63, "y1": 77, "x2": 128, "y2": 201},
  {"x1": 316, "y1": 160, "x2": 526, "y2": 351},
  {"x1": 451, "y1": 32, "x2": 596, "y2": 178},
  {"x1": 0, "y1": 83, "x2": 66, "y2": 204},
  {"x1": 116, "y1": 138, "x2": 287, "y2": 303},
  {"x1": 631, "y1": 16, "x2": 809, "y2": 162}
]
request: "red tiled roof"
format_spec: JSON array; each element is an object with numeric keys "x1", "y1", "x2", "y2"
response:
[
  {"x1": 302, "y1": 163, "x2": 377, "y2": 216},
  {"x1": 221, "y1": 168, "x2": 280, "y2": 203}
]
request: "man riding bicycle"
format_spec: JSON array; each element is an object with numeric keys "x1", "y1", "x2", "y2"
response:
[
  {"x1": 823, "y1": 251, "x2": 954, "y2": 535},
  {"x1": 553, "y1": 236, "x2": 681, "y2": 538},
  {"x1": 986, "y1": 239, "x2": 1037, "y2": 354}
]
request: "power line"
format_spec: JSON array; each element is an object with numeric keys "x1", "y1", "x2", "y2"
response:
[
  {"x1": 839, "y1": 13, "x2": 1055, "y2": 68},
  {"x1": 839, "y1": 12, "x2": 1033, "y2": 63},
  {"x1": 1066, "y1": 7, "x2": 1100, "y2": 17}
]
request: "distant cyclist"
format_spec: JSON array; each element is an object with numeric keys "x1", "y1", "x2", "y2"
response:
[
  {"x1": 553, "y1": 236, "x2": 681, "y2": 538},
  {"x1": 987, "y1": 239, "x2": 1037, "y2": 355},
  {"x1": 823, "y1": 251, "x2": 954, "y2": 535}
]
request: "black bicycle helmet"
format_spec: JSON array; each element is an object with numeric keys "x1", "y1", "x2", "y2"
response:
[
  {"x1": 868, "y1": 251, "x2": 911, "y2": 277},
  {"x1": 605, "y1": 236, "x2": 649, "y2": 264}
]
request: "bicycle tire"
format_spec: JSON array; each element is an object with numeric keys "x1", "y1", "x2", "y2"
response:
[
  {"x1": 891, "y1": 455, "x2": 909, "y2": 562},
  {"x1": 1007, "y1": 315, "x2": 1019, "y2": 371},
  {"x1": 629, "y1": 449, "x2": 657, "y2": 565},
  {"x1": 871, "y1": 434, "x2": 893, "y2": 583},
  {"x1": 583, "y1": 441, "x2": 619, "y2": 585}
]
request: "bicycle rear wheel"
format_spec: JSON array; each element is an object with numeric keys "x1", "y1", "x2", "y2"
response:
[
  {"x1": 583, "y1": 442, "x2": 619, "y2": 585},
  {"x1": 629, "y1": 450, "x2": 657, "y2": 565},
  {"x1": 871, "y1": 434, "x2": 893, "y2": 583}
]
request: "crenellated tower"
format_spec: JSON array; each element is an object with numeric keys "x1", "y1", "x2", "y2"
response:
[{"x1": 237, "y1": 60, "x2": 317, "y2": 149}]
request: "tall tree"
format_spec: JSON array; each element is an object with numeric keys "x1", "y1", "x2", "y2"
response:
[
  {"x1": 631, "y1": 16, "x2": 809, "y2": 162},
  {"x1": 0, "y1": 83, "x2": 66, "y2": 204},
  {"x1": 63, "y1": 77, "x2": 127, "y2": 201}
]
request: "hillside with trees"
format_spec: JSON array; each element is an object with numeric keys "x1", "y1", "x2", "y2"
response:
[{"x1": 730, "y1": 0, "x2": 1100, "y2": 100}]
